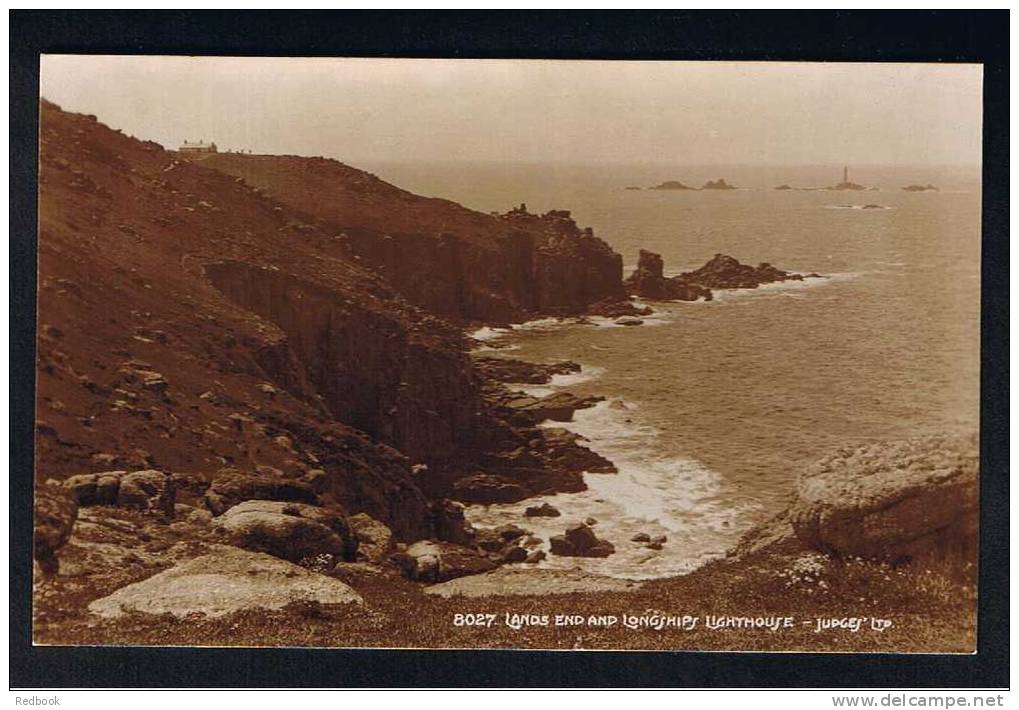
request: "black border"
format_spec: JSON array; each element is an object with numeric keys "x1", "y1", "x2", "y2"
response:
[{"x1": 10, "y1": 10, "x2": 1009, "y2": 689}]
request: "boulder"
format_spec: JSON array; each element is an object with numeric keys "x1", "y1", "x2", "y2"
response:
[
  {"x1": 524, "y1": 502, "x2": 561, "y2": 518},
  {"x1": 214, "y1": 500, "x2": 357, "y2": 563},
  {"x1": 88, "y1": 545, "x2": 361, "y2": 618},
  {"x1": 202, "y1": 467, "x2": 319, "y2": 515},
  {"x1": 63, "y1": 471, "x2": 125, "y2": 506},
  {"x1": 500, "y1": 545, "x2": 528, "y2": 564},
  {"x1": 524, "y1": 550, "x2": 547, "y2": 564},
  {"x1": 565, "y1": 522, "x2": 600, "y2": 550},
  {"x1": 790, "y1": 434, "x2": 978, "y2": 561},
  {"x1": 550, "y1": 523, "x2": 616, "y2": 558},
  {"x1": 395, "y1": 540, "x2": 497, "y2": 583},
  {"x1": 495, "y1": 523, "x2": 528, "y2": 542},
  {"x1": 34, "y1": 483, "x2": 78, "y2": 576},
  {"x1": 429, "y1": 499, "x2": 475, "y2": 546},
  {"x1": 117, "y1": 469, "x2": 174, "y2": 515},
  {"x1": 631, "y1": 532, "x2": 651, "y2": 543},
  {"x1": 614, "y1": 316, "x2": 643, "y2": 327},
  {"x1": 348, "y1": 512, "x2": 395, "y2": 563}
]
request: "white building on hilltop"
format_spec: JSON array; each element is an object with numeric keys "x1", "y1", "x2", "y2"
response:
[{"x1": 178, "y1": 139, "x2": 217, "y2": 154}]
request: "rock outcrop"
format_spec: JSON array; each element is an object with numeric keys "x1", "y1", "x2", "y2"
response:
[
  {"x1": 213, "y1": 500, "x2": 358, "y2": 563},
  {"x1": 681, "y1": 253, "x2": 805, "y2": 290},
  {"x1": 348, "y1": 513, "x2": 396, "y2": 563},
  {"x1": 624, "y1": 250, "x2": 712, "y2": 302},
  {"x1": 33, "y1": 483, "x2": 78, "y2": 576},
  {"x1": 473, "y1": 357, "x2": 580, "y2": 385},
  {"x1": 626, "y1": 250, "x2": 812, "y2": 301},
  {"x1": 902, "y1": 184, "x2": 939, "y2": 192},
  {"x1": 88, "y1": 545, "x2": 362, "y2": 618},
  {"x1": 648, "y1": 180, "x2": 695, "y2": 191},
  {"x1": 790, "y1": 434, "x2": 978, "y2": 562}
]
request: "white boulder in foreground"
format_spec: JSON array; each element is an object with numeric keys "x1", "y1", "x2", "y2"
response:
[
  {"x1": 791, "y1": 433, "x2": 978, "y2": 560},
  {"x1": 424, "y1": 567, "x2": 642, "y2": 598},
  {"x1": 88, "y1": 545, "x2": 362, "y2": 618}
]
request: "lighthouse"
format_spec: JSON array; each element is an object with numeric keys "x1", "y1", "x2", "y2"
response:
[{"x1": 843, "y1": 166, "x2": 848, "y2": 183}]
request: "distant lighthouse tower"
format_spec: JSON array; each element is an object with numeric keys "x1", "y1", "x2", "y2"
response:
[{"x1": 843, "y1": 166, "x2": 848, "y2": 183}]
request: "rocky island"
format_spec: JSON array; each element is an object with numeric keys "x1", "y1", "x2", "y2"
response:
[
  {"x1": 902, "y1": 183, "x2": 940, "y2": 192},
  {"x1": 648, "y1": 180, "x2": 696, "y2": 191},
  {"x1": 700, "y1": 178, "x2": 736, "y2": 190}
]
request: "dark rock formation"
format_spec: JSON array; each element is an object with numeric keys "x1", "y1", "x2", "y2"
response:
[
  {"x1": 701, "y1": 178, "x2": 736, "y2": 190},
  {"x1": 624, "y1": 249, "x2": 712, "y2": 302},
  {"x1": 902, "y1": 184, "x2": 939, "y2": 192},
  {"x1": 649, "y1": 180, "x2": 695, "y2": 191},
  {"x1": 585, "y1": 298, "x2": 654, "y2": 318},
  {"x1": 452, "y1": 474, "x2": 528, "y2": 504},
  {"x1": 681, "y1": 253, "x2": 805, "y2": 290},
  {"x1": 549, "y1": 523, "x2": 615, "y2": 558},
  {"x1": 541, "y1": 427, "x2": 616, "y2": 474},
  {"x1": 473, "y1": 357, "x2": 580, "y2": 385},
  {"x1": 774, "y1": 184, "x2": 793, "y2": 191},
  {"x1": 489, "y1": 391, "x2": 604, "y2": 427},
  {"x1": 524, "y1": 502, "x2": 561, "y2": 518}
]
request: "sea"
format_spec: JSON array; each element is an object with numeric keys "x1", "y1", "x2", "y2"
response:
[{"x1": 366, "y1": 161, "x2": 982, "y2": 580}]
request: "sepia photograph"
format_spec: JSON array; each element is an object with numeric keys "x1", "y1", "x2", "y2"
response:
[{"x1": 28, "y1": 53, "x2": 988, "y2": 654}]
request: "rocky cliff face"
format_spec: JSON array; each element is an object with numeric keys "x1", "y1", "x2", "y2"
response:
[
  {"x1": 195, "y1": 155, "x2": 625, "y2": 323},
  {"x1": 35, "y1": 101, "x2": 490, "y2": 539},
  {"x1": 35, "y1": 101, "x2": 619, "y2": 542}
]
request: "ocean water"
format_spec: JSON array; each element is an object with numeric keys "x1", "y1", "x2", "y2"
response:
[{"x1": 370, "y1": 162, "x2": 982, "y2": 579}]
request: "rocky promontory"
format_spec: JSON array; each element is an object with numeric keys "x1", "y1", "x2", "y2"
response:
[{"x1": 625, "y1": 250, "x2": 816, "y2": 301}]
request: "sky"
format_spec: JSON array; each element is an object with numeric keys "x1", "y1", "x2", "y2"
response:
[{"x1": 40, "y1": 56, "x2": 982, "y2": 166}]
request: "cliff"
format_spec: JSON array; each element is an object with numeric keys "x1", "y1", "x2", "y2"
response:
[
  {"x1": 192, "y1": 155, "x2": 625, "y2": 323},
  {"x1": 35, "y1": 101, "x2": 605, "y2": 542}
]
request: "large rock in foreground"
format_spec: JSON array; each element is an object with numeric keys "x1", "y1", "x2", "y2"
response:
[
  {"x1": 88, "y1": 545, "x2": 362, "y2": 618},
  {"x1": 791, "y1": 434, "x2": 978, "y2": 561},
  {"x1": 202, "y1": 468, "x2": 319, "y2": 516},
  {"x1": 213, "y1": 500, "x2": 357, "y2": 562}
]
